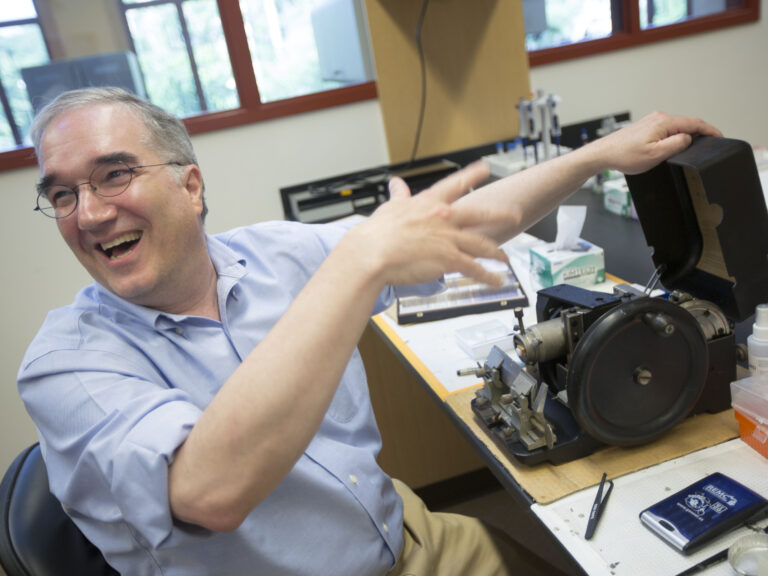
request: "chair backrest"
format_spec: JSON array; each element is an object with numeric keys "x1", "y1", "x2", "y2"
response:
[{"x1": 0, "y1": 444, "x2": 118, "y2": 576}]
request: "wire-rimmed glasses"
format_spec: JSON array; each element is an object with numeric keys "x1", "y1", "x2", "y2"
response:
[{"x1": 34, "y1": 160, "x2": 183, "y2": 219}]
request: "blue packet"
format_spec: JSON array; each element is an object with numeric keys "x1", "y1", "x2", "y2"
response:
[{"x1": 639, "y1": 472, "x2": 768, "y2": 554}]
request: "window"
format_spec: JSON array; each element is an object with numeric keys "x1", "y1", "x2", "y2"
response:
[
  {"x1": 120, "y1": 0, "x2": 239, "y2": 118},
  {"x1": 640, "y1": 0, "x2": 737, "y2": 29},
  {"x1": 120, "y1": 0, "x2": 373, "y2": 117},
  {"x1": 0, "y1": 1, "x2": 50, "y2": 150},
  {"x1": 524, "y1": 0, "x2": 614, "y2": 51},
  {"x1": 523, "y1": 0, "x2": 759, "y2": 65},
  {"x1": 0, "y1": 0, "x2": 376, "y2": 170},
  {"x1": 240, "y1": 0, "x2": 374, "y2": 103}
]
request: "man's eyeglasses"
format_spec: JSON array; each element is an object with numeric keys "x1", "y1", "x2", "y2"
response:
[{"x1": 34, "y1": 160, "x2": 183, "y2": 219}]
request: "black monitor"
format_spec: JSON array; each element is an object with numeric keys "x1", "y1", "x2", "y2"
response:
[{"x1": 22, "y1": 51, "x2": 146, "y2": 113}]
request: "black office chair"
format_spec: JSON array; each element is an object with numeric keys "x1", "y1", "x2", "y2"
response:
[{"x1": 0, "y1": 443, "x2": 117, "y2": 576}]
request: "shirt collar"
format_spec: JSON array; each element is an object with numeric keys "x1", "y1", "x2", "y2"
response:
[
  {"x1": 88, "y1": 233, "x2": 248, "y2": 329},
  {"x1": 206, "y1": 233, "x2": 247, "y2": 279}
]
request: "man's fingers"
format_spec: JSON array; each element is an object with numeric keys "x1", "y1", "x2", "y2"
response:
[
  {"x1": 451, "y1": 253, "x2": 508, "y2": 288},
  {"x1": 455, "y1": 230, "x2": 508, "y2": 262},
  {"x1": 443, "y1": 229, "x2": 510, "y2": 288},
  {"x1": 654, "y1": 132, "x2": 693, "y2": 160},
  {"x1": 388, "y1": 159, "x2": 488, "y2": 202},
  {"x1": 425, "y1": 160, "x2": 490, "y2": 203},
  {"x1": 601, "y1": 112, "x2": 724, "y2": 175},
  {"x1": 663, "y1": 114, "x2": 723, "y2": 139},
  {"x1": 387, "y1": 176, "x2": 411, "y2": 200}
]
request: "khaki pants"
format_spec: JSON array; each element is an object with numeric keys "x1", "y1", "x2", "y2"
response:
[{"x1": 388, "y1": 479, "x2": 564, "y2": 576}]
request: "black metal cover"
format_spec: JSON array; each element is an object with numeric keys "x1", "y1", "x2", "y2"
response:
[{"x1": 626, "y1": 136, "x2": 768, "y2": 321}]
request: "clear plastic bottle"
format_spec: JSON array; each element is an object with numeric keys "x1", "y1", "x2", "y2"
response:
[{"x1": 747, "y1": 303, "x2": 768, "y2": 375}]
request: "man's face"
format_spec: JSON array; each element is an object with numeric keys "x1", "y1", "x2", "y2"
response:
[{"x1": 37, "y1": 104, "x2": 207, "y2": 312}]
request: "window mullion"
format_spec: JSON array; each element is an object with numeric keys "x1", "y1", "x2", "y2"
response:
[
  {"x1": 116, "y1": 3, "x2": 138, "y2": 59},
  {"x1": 626, "y1": 0, "x2": 642, "y2": 34},
  {"x1": 611, "y1": 0, "x2": 626, "y2": 33},
  {"x1": 0, "y1": 9, "x2": 48, "y2": 147},
  {"x1": 216, "y1": 0, "x2": 261, "y2": 109},
  {"x1": 31, "y1": 0, "x2": 54, "y2": 57},
  {"x1": 0, "y1": 82, "x2": 23, "y2": 146},
  {"x1": 175, "y1": 0, "x2": 208, "y2": 112}
]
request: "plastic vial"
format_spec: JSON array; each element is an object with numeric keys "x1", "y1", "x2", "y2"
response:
[{"x1": 747, "y1": 303, "x2": 768, "y2": 376}]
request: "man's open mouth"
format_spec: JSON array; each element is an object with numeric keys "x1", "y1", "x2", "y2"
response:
[{"x1": 100, "y1": 232, "x2": 142, "y2": 260}]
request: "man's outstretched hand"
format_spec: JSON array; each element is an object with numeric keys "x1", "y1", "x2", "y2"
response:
[
  {"x1": 346, "y1": 161, "x2": 510, "y2": 288},
  {"x1": 591, "y1": 111, "x2": 723, "y2": 175}
]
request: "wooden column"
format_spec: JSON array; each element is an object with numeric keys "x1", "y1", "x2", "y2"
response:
[{"x1": 365, "y1": 0, "x2": 531, "y2": 163}]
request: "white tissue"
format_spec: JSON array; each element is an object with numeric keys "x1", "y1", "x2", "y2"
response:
[{"x1": 554, "y1": 205, "x2": 587, "y2": 250}]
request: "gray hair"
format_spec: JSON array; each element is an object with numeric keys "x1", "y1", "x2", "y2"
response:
[{"x1": 30, "y1": 87, "x2": 207, "y2": 221}]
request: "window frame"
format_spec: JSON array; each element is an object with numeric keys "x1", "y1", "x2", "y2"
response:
[
  {"x1": 0, "y1": 0, "x2": 759, "y2": 172},
  {"x1": 0, "y1": 9, "x2": 51, "y2": 151},
  {"x1": 118, "y1": 0, "x2": 213, "y2": 115},
  {"x1": 528, "y1": 0, "x2": 760, "y2": 66}
]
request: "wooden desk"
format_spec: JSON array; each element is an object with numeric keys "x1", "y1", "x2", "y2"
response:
[{"x1": 359, "y1": 324, "x2": 485, "y2": 489}]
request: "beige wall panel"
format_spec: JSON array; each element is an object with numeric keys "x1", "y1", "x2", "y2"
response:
[
  {"x1": 37, "y1": 0, "x2": 129, "y2": 59},
  {"x1": 366, "y1": 0, "x2": 531, "y2": 162}
]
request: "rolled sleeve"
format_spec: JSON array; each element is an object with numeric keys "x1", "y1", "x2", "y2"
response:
[{"x1": 20, "y1": 349, "x2": 203, "y2": 549}]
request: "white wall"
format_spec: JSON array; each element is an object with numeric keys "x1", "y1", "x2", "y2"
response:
[
  {"x1": 529, "y1": 11, "x2": 768, "y2": 146},
  {"x1": 1, "y1": 3, "x2": 766, "y2": 477}
]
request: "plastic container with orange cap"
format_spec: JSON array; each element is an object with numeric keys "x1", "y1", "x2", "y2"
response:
[{"x1": 731, "y1": 374, "x2": 768, "y2": 458}]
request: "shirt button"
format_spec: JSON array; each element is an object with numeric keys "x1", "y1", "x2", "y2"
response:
[
  {"x1": 349, "y1": 474, "x2": 358, "y2": 485},
  {"x1": 175, "y1": 328, "x2": 183, "y2": 335},
  {"x1": 383, "y1": 523, "x2": 389, "y2": 533}
]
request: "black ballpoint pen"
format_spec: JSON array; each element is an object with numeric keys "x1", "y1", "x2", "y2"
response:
[{"x1": 585, "y1": 472, "x2": 614, "y2": 540}]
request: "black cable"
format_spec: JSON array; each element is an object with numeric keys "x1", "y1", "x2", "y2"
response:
[{"x1": 409, "y1": 0, "x2": 430, "y2": 164}]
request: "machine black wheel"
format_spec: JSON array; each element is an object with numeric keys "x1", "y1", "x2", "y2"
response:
[{"x1": 567, "y1": 298, "x2": 707, "y2": 446}]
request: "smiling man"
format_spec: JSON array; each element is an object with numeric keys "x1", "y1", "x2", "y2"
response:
[
  {"x1": 36, "y1": 102, "x2": 215, "y2": 316},
  {"x1": 18, "y1": 87, "x2": 720, "y2": 575}
]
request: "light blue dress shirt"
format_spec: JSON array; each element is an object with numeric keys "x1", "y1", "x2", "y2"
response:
[{"x1": 18, "y1": 221, "x2": 403, "y2": 576}]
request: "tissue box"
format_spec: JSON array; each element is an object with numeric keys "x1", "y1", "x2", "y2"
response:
[
  {"x1": 529, "y1": 238, "x2": 605, "y2": 288},
  {"x1": 529, "y1": 239, "x2": 605, "y2": 288},
  {"x1": 603, "y1": 177, "x2": 636, "y2": 219},
  {"x1": 731, "y1": 375, "x2": 768, "y2": 459}
]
